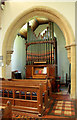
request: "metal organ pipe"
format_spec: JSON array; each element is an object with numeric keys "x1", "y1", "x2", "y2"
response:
[{"x1": 26, "y1": 21, "x2": 57, "y2": 66}]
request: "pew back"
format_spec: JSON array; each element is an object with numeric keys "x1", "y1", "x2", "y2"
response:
[
  {"x1": 8, "y1": 79, "x2": 52, "y2": 96},
  {"x1": 0, "y1": 81, "x2": 45, "y2": 116}
]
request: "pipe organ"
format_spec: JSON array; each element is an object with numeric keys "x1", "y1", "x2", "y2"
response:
[{"x1": 25, "y1": 22, "x2": 57, "y2": 79}]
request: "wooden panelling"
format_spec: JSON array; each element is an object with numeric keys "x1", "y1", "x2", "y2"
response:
[
  {"x1": 48, "y1": 64, "x2": 56, "y2": 79},
  {"x1": 26, "y1": 65, "x2": 32, "y2": 78},
  {"x1": 14, "y1": 99, "x2": 37, "y2": 108},
  {"x1": 26, "y1": 64, "x2": 56, "y2": 79}
]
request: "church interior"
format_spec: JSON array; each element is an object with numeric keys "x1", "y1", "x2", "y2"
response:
[{"x1": 0, "y1": 1, "x2": 77, "y2": 119}]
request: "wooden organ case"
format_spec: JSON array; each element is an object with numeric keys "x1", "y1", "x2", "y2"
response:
[{"x1": 25, "y1": 22, "x2": 57, "y2": 80}]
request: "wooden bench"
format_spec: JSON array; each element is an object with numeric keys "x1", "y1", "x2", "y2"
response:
[
  {"x1": 9, "y1": 78, "x2": 52, "y2": 97},
  {"x1": 13, "y1": 79, "x2": 49, "y2": 106},
  {"x1": 0, "y1": 81, "x2": 49, "y2": 116},
  {"x1": 7, "y1": 79, "x2": 51, "y2": 105},
  {"x1": 0, "y1": 101, "x2": 12, "y2": 119},
  {"x1": 1, "y1": 80, "x2": 49, "y2": 107}
]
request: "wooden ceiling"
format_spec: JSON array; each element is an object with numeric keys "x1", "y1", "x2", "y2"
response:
[{"x1": 18, "y1": 17, "x2": 50, "y2": 40}]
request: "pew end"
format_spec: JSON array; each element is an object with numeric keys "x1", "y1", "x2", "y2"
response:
[{"x1": 0, "y1": 101, "x2": 12, "y2": 119}]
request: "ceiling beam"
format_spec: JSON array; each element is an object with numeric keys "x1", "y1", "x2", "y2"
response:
[{"x1": 18, "y1": 18, "x2": 50, "y2": 40}]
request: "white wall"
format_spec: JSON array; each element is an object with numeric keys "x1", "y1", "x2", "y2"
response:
[
  {"x1": 54, "y1": 24, "x2": 69, "y2": 83},
  {"x1": 35, "y1": 24, "x2": 49, "y2": 36},
  {"x1": 11, "y1": 36, "x2": 26, "y2": 78}
]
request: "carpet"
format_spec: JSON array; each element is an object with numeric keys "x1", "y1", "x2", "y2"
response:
[{"x1": 47, "y1": 99, "x2": 76, "y2": 118}]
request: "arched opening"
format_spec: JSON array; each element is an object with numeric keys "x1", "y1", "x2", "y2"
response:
[
  {"x1": 2, "y1": 6, "x2": 76, "y2": 98},
  {"x1": 11, "y1": 19, "x2": 70, "y2": 83}
]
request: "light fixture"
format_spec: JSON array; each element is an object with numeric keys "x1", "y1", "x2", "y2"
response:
[{"x1": 1, "y1": 2, "x2": 5, "y2": 10}]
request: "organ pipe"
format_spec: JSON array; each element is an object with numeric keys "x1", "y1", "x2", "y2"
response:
[{"x1": 26, "y1": 22, "x2": 57, "y2": 66}]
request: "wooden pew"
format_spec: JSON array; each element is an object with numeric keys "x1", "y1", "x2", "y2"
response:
[
  {"x1": 0, "y1": 101, "x2": 12, "y2": 119},
  {"x1": 9, "y1": 78, "x2": 52, "y2": 97},
  {"x1": 0, "y1": 81, "x2": 48, "y2": 116},
  {"x1": 1, "y1": 80, "x2": 49, "y2": 108},
  {"x1": 7, "y1": 79, "x2": 51, "y2": 106}
]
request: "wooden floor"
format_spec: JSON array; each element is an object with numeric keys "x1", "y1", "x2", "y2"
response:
[{"x1": 12, "y1": 85, "x2": 77, "y2": 120}]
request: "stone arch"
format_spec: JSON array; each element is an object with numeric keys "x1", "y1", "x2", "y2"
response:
[{"x1": 2, "y1": 6, "x2": 76, "y2": 98}]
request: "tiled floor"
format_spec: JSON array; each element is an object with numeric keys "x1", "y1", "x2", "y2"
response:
[
  {"x1": 47, "y1": 100, "x2": 75, "y2": 117},
  {"x1": 42, "y1": 86, "x2": 77, "y2": 119},
  {"x1": 12, "y1": 86, "x2": 77, "y2": 119}
]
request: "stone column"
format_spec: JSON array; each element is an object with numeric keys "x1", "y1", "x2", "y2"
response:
[
  {"x1": 6, "y1": 51, "x2": 13, "y2": 65},
  {"x1": 6, "y1": 50, "x2": 13, "y2": 79},
  {"x1": 76, "y1": 44, "x2": 77, "y2": 99},
  {"x1": 71, "y1": 42, "x2": 76, "y2": 99},
  {"x1": 65, "y1": 45, "x2": 71, "y2": 63},
  {"x1": 0, "y1": 56, "x2": 3, "y2": 78},
  {"x1": 75, "y1": 1, "x2": 77, "y2": 99}
]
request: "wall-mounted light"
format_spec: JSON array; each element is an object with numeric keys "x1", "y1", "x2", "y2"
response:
[{"x1": 1, "y1": 2, "x2": 5, "y2": 10}]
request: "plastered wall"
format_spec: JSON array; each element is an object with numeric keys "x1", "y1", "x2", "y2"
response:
[
  {"x1": 54, "y1": 24, "x2": 70, "y2": 82},
  {"x1": 11, "y1": 36, "x2": 26, "y2": 79}
]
